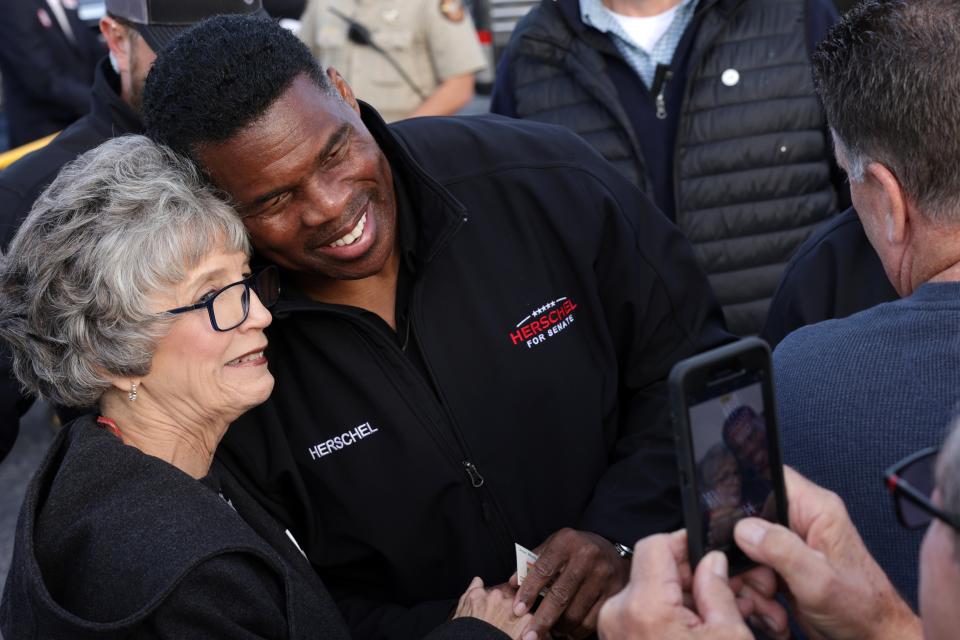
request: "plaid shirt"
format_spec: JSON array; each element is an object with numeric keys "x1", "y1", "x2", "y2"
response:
[{"x1": 579, "y1": 0, "x2": 700, "y2": 88}]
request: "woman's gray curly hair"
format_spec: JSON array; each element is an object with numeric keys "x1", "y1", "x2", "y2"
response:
[{"x1": 0, "y1": 135, "x2": 250, "y2": 407}]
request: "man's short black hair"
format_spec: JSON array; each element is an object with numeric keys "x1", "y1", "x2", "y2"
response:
[
  {"x1": 721, "y1": 405, "x2": 758, "y2": 449},
  {"x1": 813, "y1": 0, "x2": 960, "y2": 222},
  {"x1": 143, "y1": 14, "x2": 335, "y2": 163}
]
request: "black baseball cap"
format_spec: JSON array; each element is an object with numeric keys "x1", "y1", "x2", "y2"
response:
[{"x1": 105, "y1": 0, "x2": 267, "y2": 52}]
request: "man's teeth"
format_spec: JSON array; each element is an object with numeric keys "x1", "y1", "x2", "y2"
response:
[
  {"x1": 329, "y1": 213, "x2": 367, "y2": 248},
  {"x1": 227, "y1": 351, "x2": 263, "y2": 365}
]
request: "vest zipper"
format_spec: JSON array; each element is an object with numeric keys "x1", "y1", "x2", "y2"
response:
[{"x1": 652, "y1": 64, "x2": 673, "y2": 120}]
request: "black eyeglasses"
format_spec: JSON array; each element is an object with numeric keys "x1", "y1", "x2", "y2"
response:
[
  {"x1": 885, "y1": 446, "x2": 960, "y2": 532},
  {"x1": 164, "y1": 265, "x2": 280, "y2": 332}
]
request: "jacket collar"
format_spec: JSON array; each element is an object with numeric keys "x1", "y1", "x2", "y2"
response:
[
  {"x1": 707, "y1": 0, "x2": 749, "y2": 19},
  {"x1": 359, "y1": 101, "x2": 467, "y2": 272},
  {"x1": 550, "y1": 0, "x2": 620, "y2": 55},
  {"x1": 558, "y1": 0, "x2": 590, "y2": 35},
  {"x1": 87, "y1": 58, "x2": 144, "y2": 138}
]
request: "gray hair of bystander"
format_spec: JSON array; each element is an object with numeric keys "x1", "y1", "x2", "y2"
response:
[
  {"x1": 0, "y1": 135, "x2": 249, "y2": 408},
  {"x1": 937, "y1": 419, "x2": 960, "y2": 560},
  {"x1": 812, "y1": 0, "x2": 960, "y2": 223}
]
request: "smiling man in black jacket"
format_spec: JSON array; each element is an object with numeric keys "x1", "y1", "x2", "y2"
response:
[{"x1": 144, "y1": 15, "x2": 729, "y2": 640}]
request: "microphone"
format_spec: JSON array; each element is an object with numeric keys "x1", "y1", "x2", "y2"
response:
[{"x1": 328, "y1": 7, "x2": 427, "y2": 101}]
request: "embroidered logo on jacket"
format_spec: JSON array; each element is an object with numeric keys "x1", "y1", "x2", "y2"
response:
[
  {"x1": 509, "y1": 297, "x2": 578, "y2": 349},
  {"x1": 307, "y1": 421, "x2": 380, "y2": 460}
]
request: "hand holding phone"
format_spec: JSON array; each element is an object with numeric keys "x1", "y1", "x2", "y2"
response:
[{"x1": 669, "y1": 337, "x2": 788, "y2": 574}]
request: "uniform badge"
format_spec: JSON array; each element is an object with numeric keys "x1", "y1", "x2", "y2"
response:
[
  {"x1": 37, "y1": 8, "x2": 53, "y2": 29},
  {"x1": 439, "y1": 0, "x2": 465, "y2": 23}
]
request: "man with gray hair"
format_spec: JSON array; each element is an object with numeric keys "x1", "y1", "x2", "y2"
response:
[{"x1": 771, "y1": 0, "x2": 960, "y2": 609}]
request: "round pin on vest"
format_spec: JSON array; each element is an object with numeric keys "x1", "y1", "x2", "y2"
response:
[{"x1": 721, "y1": 68, "x2": 740, "y2": 87}]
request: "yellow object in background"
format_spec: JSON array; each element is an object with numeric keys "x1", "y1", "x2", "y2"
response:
[{"x1": 0, "y1": 133, "x2": 58, "y2": 170}]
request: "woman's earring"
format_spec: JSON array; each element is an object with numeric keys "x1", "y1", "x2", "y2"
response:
[{"x1": 129, "y1": 382, "x2": 138, "y2": 402}]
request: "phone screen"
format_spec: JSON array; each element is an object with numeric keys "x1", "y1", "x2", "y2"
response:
[{"x1": 688, "y1": 373, "x2": 777, "y2": 554}]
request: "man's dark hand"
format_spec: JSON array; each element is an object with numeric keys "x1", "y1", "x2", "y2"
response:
[{"x1": 511, "y1": 528, "x2": 630, "y2": 639}]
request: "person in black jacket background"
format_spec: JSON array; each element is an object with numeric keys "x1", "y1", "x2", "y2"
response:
[
  {"x1": 143, "y1": 15, "x2": 730, "y2": 640},
  {"x1": 0, "y1": 0, "x2": 272, "y2": 466},
  {"x1": 760, "y1": 207, "x2": 897, "y2": 348},
  {"x1": 0, "y1": 0, "x2": 268, "y2": 250},
  {"x1": 0, "y1": 0, "x2": 104, "y2": 148},
  {"x1": 491, "y1": 0, "x2": 848, "y2": 335}
]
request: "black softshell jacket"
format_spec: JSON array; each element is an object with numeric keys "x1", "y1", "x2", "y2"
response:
[{"x1": 218, "y1": 106, "x2": 730, "y2": 640}]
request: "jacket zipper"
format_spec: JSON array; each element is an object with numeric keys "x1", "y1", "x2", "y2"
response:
[
  {"x1": 274, "y1": 216, "x2": 515, "y2": 568},
  {"x1": 463, "y1": 461, "x2": 484, "y2": 487},
  {"x1": 407, "y1": 288, "x2": 517, "y2": 571},
  {"x1": 285, "y1": 302, "x2": 492, "y2": 495},
  {"x1": 280, "y1": 299, "x2": 515, "y2": 569}
]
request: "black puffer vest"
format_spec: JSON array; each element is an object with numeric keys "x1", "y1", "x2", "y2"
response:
[{"x1": 504, "y1": 0, "x2": 837, "y2": 334}]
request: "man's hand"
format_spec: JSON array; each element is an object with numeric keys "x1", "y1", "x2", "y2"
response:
[
  {"x1": 597, "y1": 532, "x2": 753, "y2": 639},
  {"x1": 733, "y1": 466, "x2": 922, "y2": 640},
  {"x1": 511, "y1": 528, "x2": 629, "y2": 639},
  {"x1": 454, "y1": 577, "x2": 533, "y2": 640}
]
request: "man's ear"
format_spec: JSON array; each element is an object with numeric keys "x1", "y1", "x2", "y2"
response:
[
  {"x1": 326, "y1": 67, "x2": 360, "y2": 116},
  {"x1": 865, "y1": 162, "x2": 909, "y2": 246},
  {"x1": 99, "y1": 16, "x2": 132, "y2": 72}
]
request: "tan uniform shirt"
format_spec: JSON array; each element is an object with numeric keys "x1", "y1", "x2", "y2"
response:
[{"x1": 300, "y1": 0, "x2": 486, "y2": 122}]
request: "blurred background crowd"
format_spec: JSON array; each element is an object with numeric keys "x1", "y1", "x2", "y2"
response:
[{"x1": 0, "y1": 0, "x2": 859, "y2": 156}]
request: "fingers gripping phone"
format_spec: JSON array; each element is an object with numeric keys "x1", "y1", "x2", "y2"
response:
[{"x1": 669, "y1": 337, "x2": 788, "y2": 573}]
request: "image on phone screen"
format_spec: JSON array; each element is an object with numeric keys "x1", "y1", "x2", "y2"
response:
[{"x1": 689, "y1": 377, "x2": 776, "y2": 552}]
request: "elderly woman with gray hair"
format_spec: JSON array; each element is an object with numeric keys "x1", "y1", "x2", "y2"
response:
[{"x1": 0, "y1": 135, "x2": 530, "y2": 639}]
